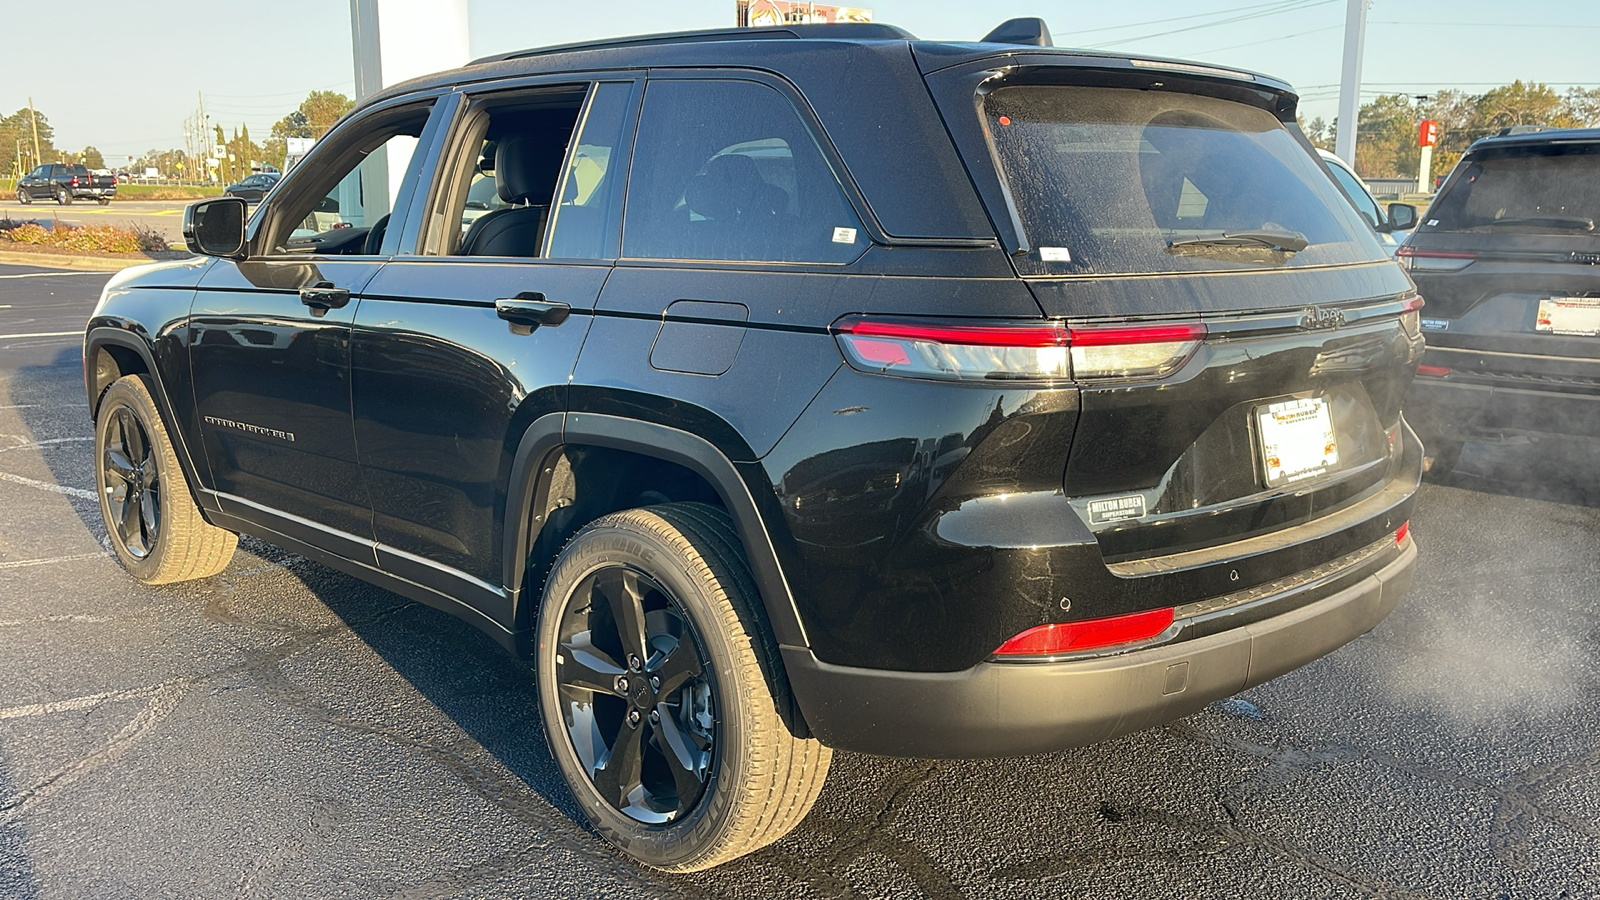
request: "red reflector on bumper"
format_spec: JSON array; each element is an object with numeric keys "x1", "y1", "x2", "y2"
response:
[
  {"x1": 1396, "y1": 520, "x2": 1410, "y2": 545},
  {"x1": 994, "y1": 607, "x2": 1176, "y2": 656},
  {"x1": 1415, "y1": 365, "x2": 1451, "y2": 378}
]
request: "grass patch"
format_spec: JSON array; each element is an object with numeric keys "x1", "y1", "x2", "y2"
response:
[
  {"x1": 111, "y1": 184, "x2": 223, "y2": 201},
  {"x1": 1, "y1": 216, "x2": 168, "y2": 253}
]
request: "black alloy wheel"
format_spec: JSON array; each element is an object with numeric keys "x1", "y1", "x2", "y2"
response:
[
  {"x1": 536, "y1": 503, "x2": 831, "y2": 871},
  {"x1": 553, "y1": 565, "x2": 716, "y2": 824},
  {"x1": 93, "y1": 375, "x2": 237, "y2": 583},
  {"x1": 102, "y1": 404, "x2": 160, "y2": 558}
]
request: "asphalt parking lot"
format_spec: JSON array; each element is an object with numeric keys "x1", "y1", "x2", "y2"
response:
[{"x1": 1, "y1": 262, "x2": 1597, "y2": 898}]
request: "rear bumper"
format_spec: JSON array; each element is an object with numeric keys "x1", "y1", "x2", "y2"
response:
[
  {"x1": 1407, "y1": 376, "x2": 1600, "y2": 441},
  {"x1": 785, "y1": 539, "x2": 1416, "y2": 758}
]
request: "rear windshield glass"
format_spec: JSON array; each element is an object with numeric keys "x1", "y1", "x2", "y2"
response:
[
  {"x1": 1424, "y1": 143, "x2": 1600, "y2": 235},
  {"x1": 983, "y1": 85, "x2": 1387, "y2": 276}
]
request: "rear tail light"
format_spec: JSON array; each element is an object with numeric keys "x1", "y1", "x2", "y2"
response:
[
  {"x1": 71, "y1": 176, "x2": 79, "y2": 186},
  {"x1": 1395, "y1": 520, "x2": 1410, "y2": 545},
  {"x1": 994, "y1": 607, "x2": 1176, "y2": 657},
  {"x1": 1400, "y1": 295, "x2": 1424, "y2": 338},
  {"x1": 1415, "y1": 364, "x2": 1451, "y2": 377},
  {"x1": 1396, "y1": 246, "x2": 1476, "y2": 272},
  {"x1": 1068, "y1": 323, "x2": 1207, "y2": 380},
  {"x1": 833, "y1": 317, "x2": 1204, "y2": 383}
]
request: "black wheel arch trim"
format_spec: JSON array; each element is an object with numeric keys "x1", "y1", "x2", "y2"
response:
[
  {"x1": 503, "y1": 411, "x2": 809, "y2": 653},
  {"x1": 84, "y1": 326, "x2": 218, "y2": 516}
]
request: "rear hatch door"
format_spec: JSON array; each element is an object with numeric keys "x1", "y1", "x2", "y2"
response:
[
  {"x1": 922, "y1": 55, "x2": 1421, "y2": 566},
  {"x1": 1401, "y1": 138, "x2": 1600, "y2": 389}
]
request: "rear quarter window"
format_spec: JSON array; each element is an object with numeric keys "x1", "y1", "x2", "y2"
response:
[{"x1": 983, "y1": 85, "x2": 1388, "y2": 275}]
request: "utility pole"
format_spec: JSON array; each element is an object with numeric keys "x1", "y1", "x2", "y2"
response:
[
  {"x1": 1334, "y1": 0, "x2": 1368, "y2": 166},
  {"x1": 27, "y1": 96, "x2": 42, "y2": 163}
]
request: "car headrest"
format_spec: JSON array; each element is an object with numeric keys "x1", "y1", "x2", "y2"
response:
[
  {"x1": 684, "y1": 154, "x2": 786, "y2": 221},
  {"x1": 494, "y1": 133, "x2": 566, "y2": 205},
  {"x1": 478, "y1": 141, "x2": 497, "y2": 174}
]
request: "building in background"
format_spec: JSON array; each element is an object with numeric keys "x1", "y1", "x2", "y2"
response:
[{"x1": 736, "y1": 1, "x2": 872, "y2": 26}]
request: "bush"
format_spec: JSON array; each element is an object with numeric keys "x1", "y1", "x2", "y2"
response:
[{"x1": 0, "y1": 218, "x2": 166, "y2": 253}]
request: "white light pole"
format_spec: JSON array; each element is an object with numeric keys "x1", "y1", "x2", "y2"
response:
[{"x1": 1335, "y1": 0, "x2": 1368, "y2": 166}]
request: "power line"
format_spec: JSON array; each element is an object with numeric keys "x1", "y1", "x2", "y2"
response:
[
  {"x1": 1065, "y1": 0, "x2": 1335, "y2": 36},
  {"x1": 1087, "y1": 0, "x2": 1336, "y2": 49},
  {"x1": 1188, "y1": 23, "x2": 1341, "y2": 55}
]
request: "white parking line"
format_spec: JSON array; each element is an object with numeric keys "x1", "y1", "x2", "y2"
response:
[
  {"x1": 0, "y1": 470, "x2": 97, "y2": 499},
  {"x1": 0, "y1": 552, "x2": 106, "y2": 571},
  {"x1": 0, "y1": 331, "x2": 81, "y2": 339},
  {"x1": 0, "y1": 272, "x2": 102, "y2": 279}
]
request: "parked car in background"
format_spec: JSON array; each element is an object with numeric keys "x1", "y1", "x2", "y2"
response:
[
  {"x1": 1399, "y1": 127, "x2": 1600, "y2": 474},
  {"x1": 1318, "y1": 149, "x2": 1416, "y2": 256},
  {"x1": 223, "y1": 172, "x2": 281, "y2": 204},
  {"x1": 89, "y1": 17, "x2": 1422, "y2": 871},
  {"x1": 14, "y1": 163, "x2": 117, "y2": 205}
]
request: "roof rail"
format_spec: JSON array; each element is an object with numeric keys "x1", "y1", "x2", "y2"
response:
[
  {"x1": 1497, "y1": 124, "x2": 1548, "y2": 136},
  {"x1": 471, "y1": 22, "x2": 918, "y2": 66}
]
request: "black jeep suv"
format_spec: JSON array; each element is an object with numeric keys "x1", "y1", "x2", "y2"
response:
[
  {"x1": 1399, "y1": 127, "x2": 1600, "y2": 473},
  {"x1": 83, "y1": 20, "x2": 1422, "y2": 870}
]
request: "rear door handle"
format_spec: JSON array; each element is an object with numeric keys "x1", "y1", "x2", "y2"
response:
[
  {"x1": 495, "y1": 292, "x2": 570, "y2": 333},
  {"x1": 299, "y1": 282, "x2": 350, "y2": 316}
]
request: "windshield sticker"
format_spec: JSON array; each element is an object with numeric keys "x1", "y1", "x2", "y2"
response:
[
  {"x1": 1088, "y1": 495, "x2": 1146, "y2": 524},
  {"x1": 832, "y1": 227, "x2": 857, "y2": 244},
  {"x1": 1039, "y1": 246, "x2": 1072, "y2": 262}
]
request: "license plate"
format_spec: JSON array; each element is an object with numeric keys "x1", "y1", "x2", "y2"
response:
[
  {"x1": 1536, "y1": 297, "x2": 1600, "y2": 336},
  {"x1": 1256, "y1": 397, "x2": 1338, "y2": 487}
]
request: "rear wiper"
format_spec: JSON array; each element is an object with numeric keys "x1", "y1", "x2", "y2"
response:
[
  {"x1": 1167, "y1": 229, "x2": 1310, "y2": 253},
  {"x1": 1488, "y1": 216, "x2": 1595, "y2": 232}
]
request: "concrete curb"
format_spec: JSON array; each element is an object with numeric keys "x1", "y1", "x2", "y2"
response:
[{"x1": 0, "y1": 250, "x2": 182, "y2": 272}]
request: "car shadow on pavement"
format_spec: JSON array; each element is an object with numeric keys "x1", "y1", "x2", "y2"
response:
[{"x1": 1427, "y1": 433, "x2": 1600, "y2": 508}]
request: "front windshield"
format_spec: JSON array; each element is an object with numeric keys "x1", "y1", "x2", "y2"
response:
[{"x1": 984, "y1": 85, "x2": 1389, "y2": 275}]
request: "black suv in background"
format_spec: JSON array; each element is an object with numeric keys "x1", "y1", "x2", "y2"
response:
[
  {"x1": 84, "y1": 19, "x2": 1422, "y2": 870},
  {"x1": 1400, "y1": 127, "x2": 1600, "y2": 473}
]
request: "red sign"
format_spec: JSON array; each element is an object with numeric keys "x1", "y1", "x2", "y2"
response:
[{"x1": 1418, "y1": 119, "x2": 1439, "y2": 148}]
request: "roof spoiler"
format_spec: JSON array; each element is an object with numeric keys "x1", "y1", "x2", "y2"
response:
[{"x1": 982, "y1": 17, "x2": 1052, "y2": 47}]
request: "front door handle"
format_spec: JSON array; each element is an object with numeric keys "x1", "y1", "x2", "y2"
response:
[
  {"x1": 495, "y1": 292, "x2": 570, "y2": 333},
  {"x1": 299, "y1": 282, "x2": 350, "y2": 317}
]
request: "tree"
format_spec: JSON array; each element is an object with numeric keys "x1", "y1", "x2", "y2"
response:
[
  {"x1": 1475, "y1": 80, "x2": 1575, "y2": 132},
  {"x1": 1562, "y1": 87, "x2": 1600, "y2": 126},
  {"x1": 0, "y1": 107, "x2": 58, "y2": 176},
  {"x1": 1353, "y1": 94, "x2": 1420, "y2": 178},
  {"x1": 1298, "y1": 116, "x2": 1334, "y2": 151},
  {"x1": 81, "y1": 146, "x2": 104, "y2": 169},
  {"x1": 270, "y1": 90, "x2": 355, "y2": 143}
]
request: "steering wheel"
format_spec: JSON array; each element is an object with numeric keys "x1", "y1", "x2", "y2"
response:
[{"x1": 363, "y1": 213, "x2": 391, "y2": 255}]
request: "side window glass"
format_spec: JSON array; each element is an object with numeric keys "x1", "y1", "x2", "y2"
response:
[
  {"x1": 622, "y1": 79, "x2": 864, "y2": 264},
  {"x1": 1327, "y1": 163, "x2": 1381, "y2": 230},
  {"x1": 427, "y1": 88, "x2": 588, "y2": 259},
  {"x1": 262, "y1": 102, "x2": 435, "y2": 256},
  {"x1": 293, "y1": 134, "x2": 419, "y2": 239},
  {"x1": 546, "y1": 82, "x2": 634, "y2": 260}
]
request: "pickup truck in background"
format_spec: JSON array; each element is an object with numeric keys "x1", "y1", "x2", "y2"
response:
[{"x1": 14, "y1": 163, "x2": 117, "y2": 205}]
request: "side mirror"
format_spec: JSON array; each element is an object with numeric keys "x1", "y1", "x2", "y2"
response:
[
  {"x1": 183, "y1": 197, "x2": 248, "y2": 258},
  {"x1": 1386, "y1": 203, "x2": 1419, "y2": 232}
]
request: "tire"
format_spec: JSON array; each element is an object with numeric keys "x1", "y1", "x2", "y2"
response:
[
  {"x1": 56, "y1": 188, "x2": 71, "y2": 205},
  {"x1": 95, "y1": 375, "x2": 237, "y2": 583},
  {"x1": 536, "y1": 502, "x2": 830, "y2": 871},
  {"x1": 1423, "y1": 440, "x2": 1463, "y2": 479},
  {"x1": 98, "y1": 197, "x2": 111, "y2": 206},
  {"x1": 15, "y1": 188, "x2": 29, "y2": 205}
]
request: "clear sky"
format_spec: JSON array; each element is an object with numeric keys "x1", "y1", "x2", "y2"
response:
[{"x1": 10, "y1": 0, "x2": 1599, "y2": 164}]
